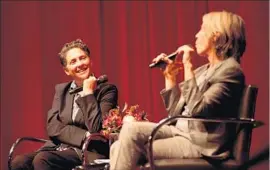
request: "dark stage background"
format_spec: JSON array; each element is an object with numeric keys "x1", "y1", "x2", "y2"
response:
[{"x1": 1, "y1": 1, "x2": 269, "y2": 170}]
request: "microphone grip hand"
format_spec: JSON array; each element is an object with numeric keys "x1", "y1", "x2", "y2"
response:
[
  {"x1": 176, "y1": 45, "x2": 194, "y2": 65},
  {"x1": 82, "y1": 76, "x2": 97, "y2": 95},
  {"x1": 69, "y1": 75, "x2": 108, "y2": 94}
]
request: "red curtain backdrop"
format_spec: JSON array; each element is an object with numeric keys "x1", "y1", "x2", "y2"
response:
[{"x1": 1, "y1": 1, "x2": 268, "y2": 169}]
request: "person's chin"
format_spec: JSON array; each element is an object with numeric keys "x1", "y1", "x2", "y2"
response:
[
  {"x1": 81, "y1": 75, "x2": 90, "y2": 80},
  {"x1": 196, "y1": 49, "x2": 202, "y2": 56},
  {"x1": 196, "y1": 49, "x2": 207, "y2": 57},
  {"x1": 74, "y1": 74, "x2": 87, "y2": 82},
  {"x1": 78, "y1": 71, "x2": 90, "y2": 79}
]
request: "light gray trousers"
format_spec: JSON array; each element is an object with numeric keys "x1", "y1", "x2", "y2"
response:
[{"x1": 110, "y1": 121, "x2": 201, "y2": 170}]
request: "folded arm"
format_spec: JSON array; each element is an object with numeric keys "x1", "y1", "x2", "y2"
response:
[
  {"x1": 161, "y1": 65, "x2": 245, "y2": 117},
  {"x1": 47, "y1": 84, "x2": 118, "y2": 148}
]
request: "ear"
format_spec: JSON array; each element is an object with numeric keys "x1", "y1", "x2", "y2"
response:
[
  {"x1": 63, "y1": 67, "x2": 70, "y2": 76},
  {"x1": 212, "y1": 31, "x2": 221, "y2": 42}
]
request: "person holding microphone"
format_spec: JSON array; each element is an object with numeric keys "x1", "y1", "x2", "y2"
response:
[
  {"x1": 110, "y1": 10, "x2": 246, "y2": 170},
  {"x1": 11, "y1": 39, "x2": 118, "y2": 170}
]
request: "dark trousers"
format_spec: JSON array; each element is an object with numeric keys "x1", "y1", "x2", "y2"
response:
[
  {"x1": 11, "y1": 149, "x2": 81, "y2": 170},
  {"x1": 11, "y1": 140, "x2": 109, "y2": 170}
]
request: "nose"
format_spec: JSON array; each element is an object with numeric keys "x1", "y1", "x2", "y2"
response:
[
  {"x1": 195, "y1": 31, "x2": 199, "y2": 38},
  {"x1": 75, "y1": 60, "x2": 84, "y2": 68}
]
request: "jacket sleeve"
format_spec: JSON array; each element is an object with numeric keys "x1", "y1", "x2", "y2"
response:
[
  {"x1": 161, "y1": 65, "x2": 245, "y2": 117},
  {"x1": 47, "y1": 85, "x2": 87, "y2": 148},
  {"x1": 182, "y1": 66, "x2": 244, "y2": 117},
  {"x1": 76, "y1": 84, "x2": 118, "y2": 133},
  {"x1": 160, "y1": 85, "x2": 182, "y2": 117}
]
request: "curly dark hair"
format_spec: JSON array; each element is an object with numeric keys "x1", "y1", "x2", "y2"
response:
[{"x1": 58, "y1": 39, "x2": 90, "y2": 67}]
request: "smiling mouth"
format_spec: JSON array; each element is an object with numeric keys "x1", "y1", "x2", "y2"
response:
[{"x1": 77, "y1": 68, "x2": 88, "y2": 75}]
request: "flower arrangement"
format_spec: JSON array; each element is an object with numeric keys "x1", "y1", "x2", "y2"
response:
[{"x1": 101, "y1": 103, "x2": 148, "y2": 137}]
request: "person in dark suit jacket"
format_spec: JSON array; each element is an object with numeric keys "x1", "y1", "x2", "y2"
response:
[
  {"x1": 11, "y1": 39, "x2": 118, "y2": 170},
  {"x1": 110, "y1": 11, "x2": 246, "y2": 170}
]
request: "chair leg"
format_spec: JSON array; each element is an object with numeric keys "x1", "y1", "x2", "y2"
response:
[
  {"x1": 238, "y1": 147, "x2": 269, "y2": 170},
  {"x1": 73, "y1": 163, "x2": 109, "y2": 170},
  {"x1": 72, "y1": 165, "x2": 85, "y2": 170}
]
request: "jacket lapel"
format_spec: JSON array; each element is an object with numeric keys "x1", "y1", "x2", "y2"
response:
[
  {"x1": 175, "y1": 64, "x2": 221, "y2": 113},
  {"x1": 174, "y1": 64, "x2": 209, "y2": 115},
  {"x1": 199, "y1": 60, "x2": 225, "y2": 93},
  {"x1": 58, "y1": 83, "x2": 74, "y2": 124}
]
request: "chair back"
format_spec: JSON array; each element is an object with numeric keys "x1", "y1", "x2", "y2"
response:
[{"x1": 233, "y1": 85, "x2": 258, "y2": 163}]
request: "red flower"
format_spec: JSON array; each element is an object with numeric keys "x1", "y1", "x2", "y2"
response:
[{"x1": 101, "y1": 103, "x2": 148, "y2": 137}]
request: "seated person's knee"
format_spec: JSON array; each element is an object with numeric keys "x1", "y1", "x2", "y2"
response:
[
  {"x1": 11, "y1": 154, "x2": 33, "y2": 170},
  {"x1": 32, "y1": 152, "x2": 51, "y2": 168}
]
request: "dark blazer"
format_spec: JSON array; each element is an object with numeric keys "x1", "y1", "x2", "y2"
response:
[
  {"x1": 161, "y1": 57, "x2": 245, "y2": 159},
  {"x1": 41, "y1": 82, "x2": 118, "y2": 161}
]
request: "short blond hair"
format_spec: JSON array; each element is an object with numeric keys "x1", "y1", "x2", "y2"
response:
[{"x1": 203, "y1": 11, "x2": 246, "y2": 62}]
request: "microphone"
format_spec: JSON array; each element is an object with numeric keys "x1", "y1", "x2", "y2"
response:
[
  {"x1": 149, "y1": 51, "x2": 178, "y2": 68},
  {"x1": 69, "y1": 75, "x2": 108, "y2": 94}
]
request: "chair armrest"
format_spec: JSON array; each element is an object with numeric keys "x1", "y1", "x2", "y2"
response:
[
  {"x1": 158, "y1": 116, "x2": 263, "y2": 127},
  {"x1": 8, "y1": 137, "x2": 48, "y2": 170},
  {"x1": 81, "y1": 133, "x2": 108, "y2": 166},
  {"x1": 108, "y1": 133, "x2": 119, "y2": 146},
  {"x1": 147, "y1": 115, "x2": 264, "y2": 170},
  {"x1": 81, "y1": 133, "x2": 119, "y2": 168}
]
